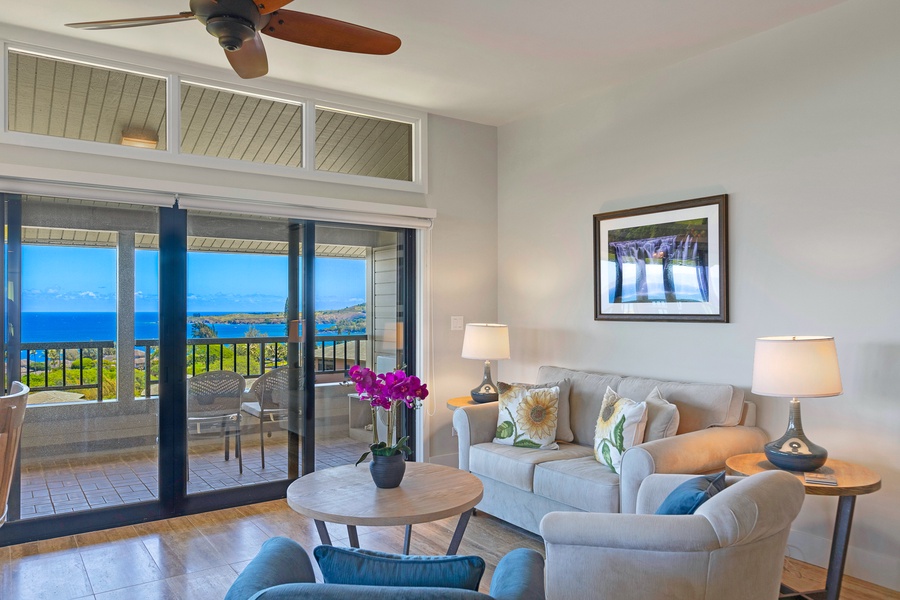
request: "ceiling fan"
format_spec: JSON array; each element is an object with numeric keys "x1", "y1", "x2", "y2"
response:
[{"x1": 66, "y1": 0, "x2": 401, "y2": 79}]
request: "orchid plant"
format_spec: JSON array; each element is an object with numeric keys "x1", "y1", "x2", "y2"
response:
[{"x1": 349, "y1": 364, "x2": 428, "y2": 466}]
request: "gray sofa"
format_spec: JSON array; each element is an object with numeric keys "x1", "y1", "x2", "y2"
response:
[{"x1": 453, "y1": 366, "x2": 768, "y2": 534}]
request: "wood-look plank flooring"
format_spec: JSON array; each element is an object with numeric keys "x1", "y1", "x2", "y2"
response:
[{"x1": 0, "y1": 500, "x2": 896, "y2": 599}]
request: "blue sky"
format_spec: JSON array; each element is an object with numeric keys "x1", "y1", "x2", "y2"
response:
[{"x1": 22, "y1": 247, "x2": 366, "y2": 312}]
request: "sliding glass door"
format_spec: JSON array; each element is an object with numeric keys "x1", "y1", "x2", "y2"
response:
[
  {"x1": 311, "y1": 224, "x2": 413, "y2": 467},
  {"x1": 0, "y1": 194, "x2": 416, "y2": 545},
  {"x1": 3, "y1": 195, "x2": 161, "y2": 524},
  {"x1": 184, "y1": 210, "x2": 302, "y2": 495}
]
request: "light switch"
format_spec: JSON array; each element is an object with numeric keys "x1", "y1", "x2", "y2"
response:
[{"x1": 450, "y1": 316, "x2": 464, "y2": 331}]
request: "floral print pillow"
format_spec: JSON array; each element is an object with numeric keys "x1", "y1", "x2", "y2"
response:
[
  {"x1": 594, "y1": 387, "x2": 648, "y2": 473},
  {"x1": 493, "y1": 383, "x2": 560, "y2": 449}
]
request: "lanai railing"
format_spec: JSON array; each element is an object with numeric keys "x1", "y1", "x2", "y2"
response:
[{"x1": 20, "y1": 334, "x2": 366, "y2": 402}]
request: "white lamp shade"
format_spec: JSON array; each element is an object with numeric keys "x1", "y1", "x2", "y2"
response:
[
  {"x1": 462, "y1": 323, "x2": 510, "y2": 360},
  {"x1": 751, "y1": 336, "x2": 842, "y2": 398}
]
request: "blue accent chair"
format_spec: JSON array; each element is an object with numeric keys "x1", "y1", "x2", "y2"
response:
[{"x1": 225, "y1": 537, "x2": 545, "y2": 600}]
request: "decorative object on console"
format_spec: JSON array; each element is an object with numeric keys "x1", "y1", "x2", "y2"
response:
[
  {"x1": 593, "y1": 387, "x2": 648, "y2": 473},
  {"x1": 654, "y1": 471, "x2": 726, "y2": 515},
  {"x1": 461, "y1": 323, "x2": 510, "y2": 403},
  {"x1": 593, "y1": 194, "x2": 728, "y2": 322},
  {"x1": 349, "y1": 365, "x2": 428, "y2": 488},
  {"x1": 493, "y1": 383, "x2": 560, "y2": 449},
  {"x1": 752, "y1": 336, "x2": 842, "y2": 472}
]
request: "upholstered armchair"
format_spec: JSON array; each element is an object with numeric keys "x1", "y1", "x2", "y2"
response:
[
  {"x1": 540, "y1": 471, "x2": 805, "y2": 600},
  {"x1": 1, "y1": 382, "x2": 29, "y2": 528},
  {"x1": 225, "y1": 537, "x2": 545, "y2": 600}
]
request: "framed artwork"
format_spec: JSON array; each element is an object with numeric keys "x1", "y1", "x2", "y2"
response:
[{"x1": 593, "y1": 195, "x2": 728, "y2": 322}]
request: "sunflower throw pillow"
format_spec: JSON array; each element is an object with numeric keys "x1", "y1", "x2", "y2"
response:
[
  {"x1": 594, "y1": 387, "x2": 648, "y2": 473},
  {"x1": 493, "y1": 383, "x2": 560, "y2": 449}
]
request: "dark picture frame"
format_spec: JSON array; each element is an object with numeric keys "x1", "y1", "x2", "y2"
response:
[{"x1": 593, "y1": 195, "x2": 728, "y2": 322}]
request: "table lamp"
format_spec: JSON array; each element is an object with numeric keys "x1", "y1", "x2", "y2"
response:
[
  {"x1": 751, "y1": 336, "x2": 842, "y2": 472},
  {"x1": 462, "y1": 323, "x2": 510, "y2": 403}
]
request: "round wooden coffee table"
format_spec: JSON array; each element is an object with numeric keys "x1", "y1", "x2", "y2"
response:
[{"x1": 287, "y1": 462, "x2": 483, "y2": 555}]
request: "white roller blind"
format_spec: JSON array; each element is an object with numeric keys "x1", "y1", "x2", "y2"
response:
[{"x1": 0, "y1": 172, "x2": 435, "y2": 229}]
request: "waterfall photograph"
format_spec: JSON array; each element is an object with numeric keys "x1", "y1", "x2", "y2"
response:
[{"x1": 594, "y1": 195, "x2": 728, "y2": 322}]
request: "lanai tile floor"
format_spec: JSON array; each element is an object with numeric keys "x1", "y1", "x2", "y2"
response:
[{"x1": 17, "y1": 434, "x2": 369, "y2": 520}]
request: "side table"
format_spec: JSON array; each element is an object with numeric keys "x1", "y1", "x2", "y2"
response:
[
  {"x1": 725, "y1": 453, "x2": 881, "y2": 600},
  {"x1": 446, "y1": 396, "x2": 480, "y2": 410}
]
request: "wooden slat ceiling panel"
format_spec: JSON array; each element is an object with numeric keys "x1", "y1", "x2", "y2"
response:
[
  {"x1": 180, "y1": 84, "x2": 304, "y2": 167},
  {"x1": 8, "y1": 52, "x2": 409, "y2": 181},
  {"x1": 315, "y1": 109, "x2": 411, "y2": 181},
  {"x1": 7, "y1": 52, "x2": 167, "y2": 149}
]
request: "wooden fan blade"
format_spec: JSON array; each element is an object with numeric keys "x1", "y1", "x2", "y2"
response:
[
  {"x1": 261, "y1": 10, "x2": 401, "y2": 55},
  {"x1": 225, "y1": 34, "x2": 269, "y2": 79},
  {"x1": 256, "y1": 1, "x2": 295, "y2": 15},
  {"x1": 66, "y1": 12, "x2": 196, "y2": 30}
]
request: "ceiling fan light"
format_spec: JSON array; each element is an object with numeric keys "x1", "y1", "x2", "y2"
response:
[{"x1": 206, "y1": 16, "x2": 257, "y2": 51}]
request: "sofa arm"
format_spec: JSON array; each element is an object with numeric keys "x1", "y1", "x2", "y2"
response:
[
  {"x1": 453, "y1": 403, "x2": 500, "y2": 471},
  {"x1": 489, "y1": 548, "x2": 545, "y2": 600},
  {"x1": 225, "y1": 537, "x2": 316, "y2": 600},
  {"x1": 619, "y1": 425, "x2": 768, "y2": 513},
  {"x1": 540, "y1": 512, "x2": 718, "y2": 600}
]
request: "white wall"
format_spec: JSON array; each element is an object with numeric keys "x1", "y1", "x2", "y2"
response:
[
  {"x1": 423, "y1": 114, "x2": 500, "y2": 465},
  {"x1": 497, "y1": 0, "x2": 899, "y2": 590}
]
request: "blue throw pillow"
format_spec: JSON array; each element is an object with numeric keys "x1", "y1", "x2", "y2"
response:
[
  {"x1": 655, "y1": 471, "x2": 727, "y2": 515},
  {"x1": 313, "y1": 545, "x2": 485, "y2": 591}
]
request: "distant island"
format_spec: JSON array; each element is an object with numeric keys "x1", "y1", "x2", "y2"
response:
[{"x1": 187, "y1": 303, "x2": 366, "y2": 337}]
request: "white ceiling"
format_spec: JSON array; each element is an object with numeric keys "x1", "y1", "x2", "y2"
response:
[{"x1": 2, "y1": 0, "x2": 846, "y2": 126}]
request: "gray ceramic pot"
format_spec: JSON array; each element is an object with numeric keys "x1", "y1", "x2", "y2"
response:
[{"x1": 369, "y1": 453, "x2": 406, "y2": 488}]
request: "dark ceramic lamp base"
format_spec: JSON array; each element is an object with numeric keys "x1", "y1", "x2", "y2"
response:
[
  {"x1": 764, "y1": 398, "x2": 827, "y2": 472},
  {"x1": 470, "y1": 360, "x2": 499, "y2": 403}
]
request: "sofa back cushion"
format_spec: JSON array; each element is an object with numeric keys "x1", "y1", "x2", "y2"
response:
[
  {"x1": 615, "y1": 377, "x2": 744, "y2": 433},
  {"x1": 538, "y1": 367, "x2": 623, "y2": 446}
]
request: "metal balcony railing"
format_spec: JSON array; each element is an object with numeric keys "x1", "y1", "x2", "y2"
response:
[{"x1": 20, "y1": 334, "x2": 366, "y2": 402}]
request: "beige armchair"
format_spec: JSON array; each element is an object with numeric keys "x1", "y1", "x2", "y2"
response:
[
  {"x1": 540, "y1": 471, "x2": 805, "y2": 600},
  {"x1": 1, "y1": 382, "x2": 29, "y2": 528}
]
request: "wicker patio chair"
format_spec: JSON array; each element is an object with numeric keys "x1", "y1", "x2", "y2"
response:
[
  {"x1": 242, "y1": 367, "x2": 292, "y2": 469},
  {"x1": 0, "y1": 382, "x2": 29, "y2": 527},
  {"x1": 187, "y1": 370, "x2": 246, "y2": 474}
]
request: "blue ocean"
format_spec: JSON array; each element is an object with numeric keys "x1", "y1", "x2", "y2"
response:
[{"x1": 21, "y1": 312, "x2": 344, "y2": 343}]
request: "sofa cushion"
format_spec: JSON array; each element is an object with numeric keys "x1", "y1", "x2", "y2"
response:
[
  {"x1": 469, "y1": 442, "x2": 594, "y2": 492},
  {"x1": 313, "y1": 546, "x2": 485, "y2": 590},
  {"x1": 493, "y1": 383, "x2": 560, "y2": 449},
  {"x1": 615, "y1": 377, "x2": 743, "y2": 433},
  {"x1": 643, "y1": 387, "x2": 680, "y2": 442},
  {"x1": 533, "y1": 457, "x2": 620, "y2": 513},
  {"x1": 537, "y1": 366, "x2": 624, "y2": 446}
]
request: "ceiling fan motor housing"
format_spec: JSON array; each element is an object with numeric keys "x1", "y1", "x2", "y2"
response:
[{"x1": 189, "y1": 0, "x2": 270, "y2": 51}]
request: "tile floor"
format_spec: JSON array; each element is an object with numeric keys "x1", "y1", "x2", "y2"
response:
[
  {"x1": 0, "y1": 500, "x2": 546, "y2": 600},
  {"x1": 1, "y1": 499, "x2": 897, "y2": 600},
  {"x1": 17, "y1": 433, "x2": 370, "y2": 520}
]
